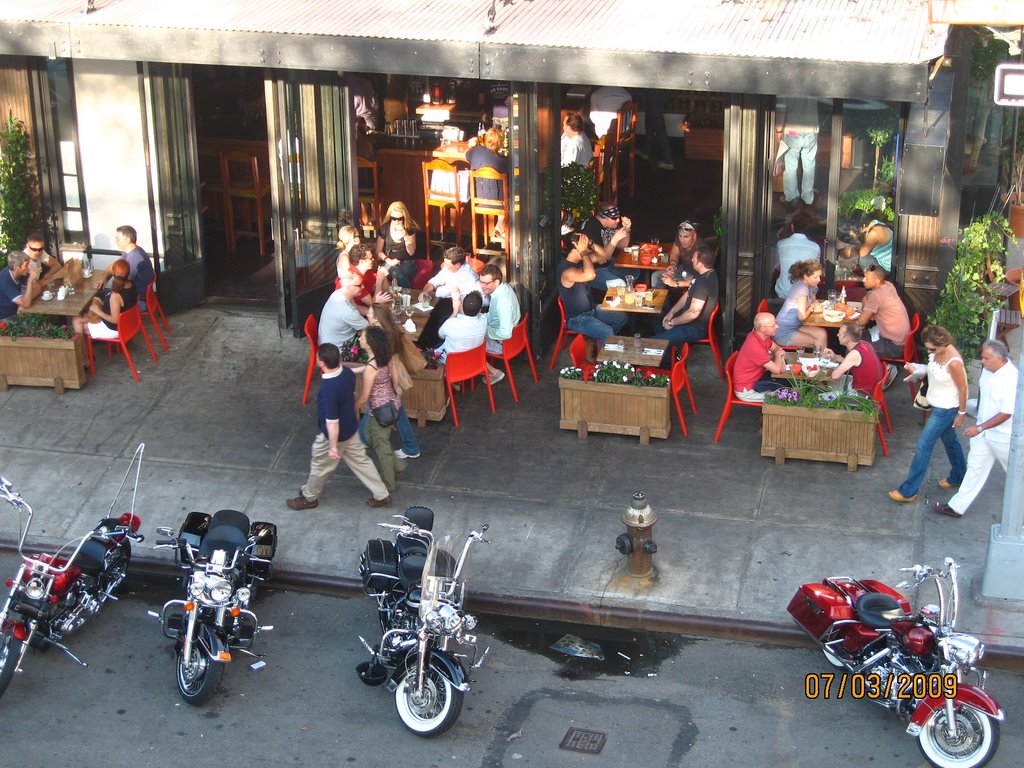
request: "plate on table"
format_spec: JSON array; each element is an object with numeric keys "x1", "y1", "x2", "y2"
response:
[
  {"x1": 821, "y1": 309, "x2": 846, "y2": 323},
  {"x1": 415, "y1": 302, "x2": 433, "y2": 312}
]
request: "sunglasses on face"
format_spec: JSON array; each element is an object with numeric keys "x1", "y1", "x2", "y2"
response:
[
  {"x1": 392, "y1": 216, "x2": 405, "y2": 222},
  {"x1": 678, "y1": 226, "x2": 694, "y2": 233},
  {"x1": 27, "y1": 245, "x2": 45, "y2": 252}
]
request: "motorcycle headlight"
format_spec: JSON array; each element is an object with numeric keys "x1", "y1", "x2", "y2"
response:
[
  {"x1": 24, "y1": 578, "x2": 46, "y2": 600},
  {"x1": 209, "y1": 579, "x2": 234, "y2": 603},
  {"x1": 945, "y1": 634, "x2": 984, "y2": 667},
  {"x1": 235, "y1": 587, "x2": 251, "y2": 604},
  {"x1": 188, "y1": 579, "x2": 205, "y2": 598}
]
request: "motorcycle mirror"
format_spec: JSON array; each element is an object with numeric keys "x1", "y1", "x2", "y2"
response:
[
  {"x1": 155, "y1": 526, "x2": 175, "y2": 537},
  {"x1": 481, "y1": 523, "x2": 489, "y2": 532}
]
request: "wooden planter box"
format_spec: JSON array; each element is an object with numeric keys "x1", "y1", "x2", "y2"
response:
[
  {"x1": 761, "y1": 404, "x2": 878, "y2": 471},
  {"x1": 0, "y1": 333, "x2": 87, "y2": 393},
  {"x1": 559, "y1": 378, "x2": 670, "y2": 444},
  {"x1": 404, "y1": 365, "x2": 447, "y2": 426}
]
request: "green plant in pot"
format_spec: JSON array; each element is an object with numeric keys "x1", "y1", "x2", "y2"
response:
[
  {"x1": 838, "y1": 187, "x2": 894, "y2": 229},
  {"x1": 560, "y1": 162, "x2": 597, "y2": 228},
  {"x1": 929, "y1": 212, "x2": 1013, "y2": 353},
  {"x1": 0, "y1": 112, "x2": 37, "y2": 265}
]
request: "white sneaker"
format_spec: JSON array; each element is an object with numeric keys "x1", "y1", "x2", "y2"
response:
[
  {"x1": 394, "y1": 449, "x2": 420, "y2": 459},
  {"x1": 487, "y1": 369, "x2": 506, "y2": 385}
]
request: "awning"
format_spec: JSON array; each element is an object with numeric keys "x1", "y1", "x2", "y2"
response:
[{"x1": 0, "y1": 0, "x2": 949, "y2": 101}]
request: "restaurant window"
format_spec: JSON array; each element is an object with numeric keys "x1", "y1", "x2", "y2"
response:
[
  {"x1": 46, "y1": 59, "x2": 88, "y2": 247},
  {"x1": 767, "y1": 96, "x2": 832, "y2": 300}
]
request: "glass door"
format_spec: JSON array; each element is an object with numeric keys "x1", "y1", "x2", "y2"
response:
[
  {"x1": 266, "y1": 70, "x2": 354, "y2": 333},
  {"x1": 144, "y1": 62, "x2": 205, "y2": 312}
]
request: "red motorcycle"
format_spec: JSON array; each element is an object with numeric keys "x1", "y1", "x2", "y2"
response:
[
  {"x1": 0, "y1": 445, "x2": 145, "y2": 699},
  {"x1": 788, "y1": 557, "x2": 1002, "y2": 768}
]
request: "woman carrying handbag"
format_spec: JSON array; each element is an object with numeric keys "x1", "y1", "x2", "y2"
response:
[{"x1": 355, "y1": 327, "x2": 403, "y2": 494}]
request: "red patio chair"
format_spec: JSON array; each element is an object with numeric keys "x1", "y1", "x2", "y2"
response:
[
  {"x1": 880, "y1": 312, "x2": 921, "y2": 399},
  {"x1": 86, "y1": 305, "x2": 158, "y2": 384},
  {"x1": 444, "y1": 343, "x2": 496, "y2": 428},
  {"x1": 548, "y1": 296, "x2": 581, "y2": 370},
  {"x1": 568, "y1": 334, "x2": 596, "y2": 379},
  {"x1": 714, "y1": 352, "x2": 763, "y2": 442},
  {"x1": 301, "y1": 314, "x2": 318, "y2": 405},
  {"x1": 144, "y1": 282, "x2": 170, "y2": 352},
  {"x1": 485, "y1": 313, "x2": 538, "y2": 402},
  {"x1": 671, "y1": 344, "x2": 697, "y2": 437},
  {"x1": 693, "y1": 303, "x2": 725, "y2": 379}
]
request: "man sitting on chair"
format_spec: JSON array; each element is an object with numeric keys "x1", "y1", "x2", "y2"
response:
[
  {"x1": 557, "y1": 232, "x2": 626, "y2": 363},
  {"x1": 733, "y1": 312, "x2": 788, "y2": 402},
  {"x1": 652, "y1": 244, "x2": 718, "y2": 366},
  {"x1": 479, "y1": 264, "x2": 520, "y2": 385}
]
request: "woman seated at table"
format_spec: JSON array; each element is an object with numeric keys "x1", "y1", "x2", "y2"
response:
[
  {"x1": 334, "y1": 225, "x2": 363, "y2": 284},
  {"x1": 377, "y1": 201, "x2": 421, "y2": 288},
  {"x1": 466, "y1": 127, "x2": 509, "y2": 242},
  {"x1": 824, "y1": 321, "x2": 885, "y2": 395},
  {"x1": 775, "y1": 259, "x2": 827, "y2": 349},
  {"x1": 72, "y1": 258, "x2": 135, "y2": 339}
]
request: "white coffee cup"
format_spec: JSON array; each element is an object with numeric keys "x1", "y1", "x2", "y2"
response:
[
  {"x1": 42, "y1": 290, "x2": 53, "y2": 301},
  {"x1": 57, "y1": 285, "x2": 68, "y2": 300}
]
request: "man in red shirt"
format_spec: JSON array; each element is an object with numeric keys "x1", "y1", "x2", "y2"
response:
[{"x1": 734, "y1": 312, "x2": 788, "y2": 402}]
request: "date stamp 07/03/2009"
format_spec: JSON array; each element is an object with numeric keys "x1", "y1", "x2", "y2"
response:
[{"x1": 804, "y1": 672, "x2": 958, "y2": 701}]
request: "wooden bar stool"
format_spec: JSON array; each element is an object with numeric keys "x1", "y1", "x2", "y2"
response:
[
  {"x1": 357, "y1": 157, "x2": 382, "y2": 227},
  {"x1": 225, "y1": 150, "x2": 272, "y2": 257},
  {"x1": 422, "y1": 159, "x2": 466, "y2": 255},
  {"x1": 468, "y1": 167, "x2": 509, "y2": 252}
]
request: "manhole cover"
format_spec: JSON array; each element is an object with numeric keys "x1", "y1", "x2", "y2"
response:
[{"x1": 560, "y1": 727, "x2": 607, "y2": 754}]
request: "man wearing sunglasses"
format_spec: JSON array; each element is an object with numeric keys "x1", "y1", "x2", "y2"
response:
[{"x1": 22, "y1": 231, "x2": 58, "y2": 279}]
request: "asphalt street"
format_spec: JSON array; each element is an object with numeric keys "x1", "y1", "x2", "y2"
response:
[{"x1": 0, "y1": 557, "x2": 1019, "y2": 768}]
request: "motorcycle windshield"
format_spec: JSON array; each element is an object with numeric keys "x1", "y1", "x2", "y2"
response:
[{"x1": 418, "y1": 533, "x2": 458, "y2": 622}]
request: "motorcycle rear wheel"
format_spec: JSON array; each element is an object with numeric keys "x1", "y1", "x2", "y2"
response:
[
  {"x1": 0, "y1": 629, "x2": 23, "y2": 698},
  {"x1": 176, "y1": 644, "x2": 224, "y2": 706},
  {"x1": 918, "y1": 704, "x2": 1000, "y2": 768},
  {"x1": 394, "y1": 666, "x2": 463, "y2": 737}
]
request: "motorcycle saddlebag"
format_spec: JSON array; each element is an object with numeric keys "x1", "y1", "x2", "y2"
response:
[
  {"x1": 178, "y1": 512, "x2": 211, "y2": 553},
  {"x1": 360, "y1": 539, "x2": 399, "y2": 594},
  {"x1": 248, "y1": 521, "x2": 277, "y2": 578},
  {"x1": 787, "y1": 582, "x2": 856, "y2": 640}
]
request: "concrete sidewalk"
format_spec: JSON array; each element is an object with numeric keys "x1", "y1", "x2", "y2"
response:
[{"x1": 2, "y1": 304, "x2": 1023, "y2": 667}]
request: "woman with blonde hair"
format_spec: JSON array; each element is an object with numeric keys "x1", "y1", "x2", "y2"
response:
[
  {"x1": 774, "y1": 258, "x2": 827, "y2": 349},
  {"x1": 73, "y1": 258, "x2": 136, "y2": 339},
  {"x1": 466, "y1": 127, "x2": 509, "y2": 242},
  {"x1": 889, "y1": 325, "x2": 967, "y2": 503},
  {"x1": 377, "y1": 201, "x2": 421, "y2": 288},
  {"x1": 334, "y1": 225, "x2": 362, "y2": 281}
]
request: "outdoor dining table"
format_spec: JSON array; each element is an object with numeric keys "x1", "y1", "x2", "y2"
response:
[
  {"x1": 597, "y1": 336, "x2": 669, "y2": 367},
  {"x1": 20, "y1": 266, "x2": 103, "y2": 318},
  {"x1": 804, "y1": 301, "x2": 863, "y2": 329},
  {"x1": 772, "y1": 351, "x2": 841, "y2": 381},
  {"x1": 600, "y1": 286, "x2": 668, "y2": 315},
  {"x1": 613, "y1": 249, "x2": 670, "y2": 271},
  {"x1": 394, "y1": 290, "x2": 432, "y2": 342}
]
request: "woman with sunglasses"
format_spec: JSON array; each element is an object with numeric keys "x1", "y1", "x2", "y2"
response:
[
  {"x1": 377, "y1": 201, "x2": 420, "y2": 289},
  {"x1": 889, "y1": 325, "x2": 967, "y2": 503}
]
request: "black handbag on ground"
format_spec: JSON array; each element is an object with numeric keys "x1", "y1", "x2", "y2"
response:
[{"x1": 371, "y1": 401, "x2": 398, "y2": 427}]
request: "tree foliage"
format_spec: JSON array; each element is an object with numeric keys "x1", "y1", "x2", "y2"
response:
[
  {"x1": 0, "y1": 113, "x2": 36, "y2": 265},
  {"x1": 928, "y1": 213, "x2": 1012, "y2": 353}
]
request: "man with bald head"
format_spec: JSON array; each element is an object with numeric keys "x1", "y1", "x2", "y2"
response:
[{"x1": 733, "y1": 312, "x2": 788, "y2": 402}]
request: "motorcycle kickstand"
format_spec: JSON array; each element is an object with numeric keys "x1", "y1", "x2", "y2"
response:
[
  {"x1": 41, "y1": 637, "x2": 88, "y2": 667},
  {"x1": 233, "y1": 648, "x2": 266, "y2": 660}
]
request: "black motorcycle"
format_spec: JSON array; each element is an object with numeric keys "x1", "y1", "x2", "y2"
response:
[
  {"x1": 151, "y1": 509, "x2": 277, "y2": 705},
  {"x1": 0, "y1": 444, "x2": 146, "y2": 699},
  {"x1": 357, "y1": 506, "x2": 489, "y2": 736}
]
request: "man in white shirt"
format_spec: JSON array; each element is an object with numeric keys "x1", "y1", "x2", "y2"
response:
[
  {"x1": 436, "y1": 289, "x2": 486, "y2": 362},
  {"x1": 935, "y1": 340, "x2": 1017, "y2": 518},
  {"x1": 417, "y1": 247, "x2": 481, "y2": 348},
  {"x1": 560, "y1": 112, "x2": 592, "y2": 167}
]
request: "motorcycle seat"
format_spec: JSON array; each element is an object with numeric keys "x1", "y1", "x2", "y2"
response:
[
  {"x1": 199, "y1": 509, "x2": 251, "y2": 560},
  {"x1": 855, "y1": 592, "x2": 909, "y2": 629}
]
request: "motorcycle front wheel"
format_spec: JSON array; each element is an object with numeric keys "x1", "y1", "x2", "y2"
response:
[
  {"x1": 394, "y1": 666, "x2": 464, "y2": 737},
  {"x1": 176, "y1": 643, "x2": 224, "y2": 706},
  {"x1": 918, "y1": 704, "x2": 1000, "y2": 768},
  {"x1": 99, "y1": 543, "x2": 131, "y2": 598},
  {"x1": 0, "y1": 629, "x2": 23, "y2": 698}
]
